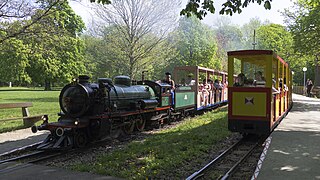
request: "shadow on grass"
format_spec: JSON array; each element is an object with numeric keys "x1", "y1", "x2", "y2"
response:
[{"x1": 72, "y1": 108, "x2": 232, "y2": 179}]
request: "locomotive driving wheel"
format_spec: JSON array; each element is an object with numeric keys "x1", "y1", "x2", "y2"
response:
[
  {"x1": 135, "y1": 115, "x2": 145, "y2": 132},
  {"x1": 74, "y1": 130, "x2": 88, "y2": 148},
  {"x1": 123, "y1": 117, "x2": 135, "y2": 134}
]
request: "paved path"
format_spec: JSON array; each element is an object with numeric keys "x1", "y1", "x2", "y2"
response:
[
  {"x1": 0, "y1": 128, "x2": 49, "y2": 155},
  {"x1": 0, "y1": 129, "x2": 122, "y2": 180},
  {"x1": 258, "y1": 94, "x2": 320, "y2": 180},
  {"x1": 0, "y1": 162, "x2": 120, "y2": 180}
]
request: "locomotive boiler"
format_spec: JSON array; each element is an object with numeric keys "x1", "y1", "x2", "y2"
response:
[{"x1": 60, "y1": 75, "x2": 157, "y2": 117}]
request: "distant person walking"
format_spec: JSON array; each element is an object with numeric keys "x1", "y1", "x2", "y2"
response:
[{"x1": 306, "y1": 79, "x2": 313, "y2": 97}]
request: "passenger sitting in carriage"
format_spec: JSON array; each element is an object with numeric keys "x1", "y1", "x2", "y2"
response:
[
  {"x1": 272, "y1": 79, "x2": 280, "y2": 94},
  {"x1": 186, "y1": 73, "x2": 196, "y2": 86},
  {"x1": 279, "y1": 78, "x2": 288, "y2": 92},
  {"x1": 200, "y1": 79, "x2": 210, "y2": 106},
  {"x1": 214, "y1": 79, "x2": 223, "y2": 102},
  {"x1": 253, "y1": 71, "x2": 266, "y2": 87},
  {"x1": 234, "y1": 73, "x2": 246, "y2": 87}
]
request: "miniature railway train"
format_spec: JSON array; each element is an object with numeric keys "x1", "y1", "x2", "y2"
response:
[
  {"x1": 32, "y1": 66, "x2": 228, "y2": 149},
  {"x1": 31, "y1": 50, "x2": 292, "y2": 149}
]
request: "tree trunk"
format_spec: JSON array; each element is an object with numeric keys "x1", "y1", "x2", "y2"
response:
[
  {"x1": 315, "y1": 55, "x2": 320, "y2": 87},
  {"x1": 44, "y1": 80, "x2": 51, "y2": 91},
  {"x1": 129, "y1": 55, "x2": 134, "y2": 79},
  {"x1": 312, "y1": 55, "x2": 320, "y2": 97}
]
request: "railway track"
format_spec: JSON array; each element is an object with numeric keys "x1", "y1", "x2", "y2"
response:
[
  {"x1": 186, "y1": 135, "x2": 268, "y2": 180},
  {"x1": 0, "y1": 149, "x2": 64, "y2": 174},
  {"x1": 0, "y1": 141, "x2": 43, "y2": 158},
  {"x1": 0, "y1": 132, "x2": 129, "y2": 174}
]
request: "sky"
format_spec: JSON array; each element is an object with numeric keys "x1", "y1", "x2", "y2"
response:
[
  {"x1": 202, "y1": 0, "x2": 295, "y2": 26},
  {"x1": 70, "y1": 0, "x2": 295, "y2": 27}
]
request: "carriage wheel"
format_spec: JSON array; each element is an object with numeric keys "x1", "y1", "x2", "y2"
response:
[
  {"x1": 123, "y1": 119, "x2": 135, "y2": 134},
  {"x1": 74, "y1": 131, "x2": 88, "y2": 148},
  {"x1": 135, "y1": 115, "x2": 145, "y2": 132}
]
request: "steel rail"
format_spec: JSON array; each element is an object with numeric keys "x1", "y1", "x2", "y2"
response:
[
  {"x1": 0, "y1": 151, "x2": 64, "y2": 174},
  {"x1": 220, "y1": 140, "x2": 261, "y2": 180},
  {"x1": 186, "y1": 138, "x2": 243, "y2": 180},
  {"x1": 0, "y1": 150, "x2": 45, "y2": 165},
  {"x1": 0, "y1": 141, "x2": 43, "y2": 157}
]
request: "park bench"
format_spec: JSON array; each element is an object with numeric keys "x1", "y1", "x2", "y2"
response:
[{"x1": 0, "y1": 102, "x2": 46, "y2": 127}]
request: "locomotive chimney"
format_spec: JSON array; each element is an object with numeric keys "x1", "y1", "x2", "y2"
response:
[{"x1": 78, "y1": 75, "x2": 90, "y2": 84}]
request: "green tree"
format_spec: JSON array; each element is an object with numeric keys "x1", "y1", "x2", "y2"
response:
[
  {"x1": 24, "y1": 1, "x2": 86, "y2": 90},
  {"x1": 0, "y1": 37, "x2": 31, "y2": 85},
  {"x1": 169, "y1": 16, "x2": 220, "y2": 70},
  {"x1": 212, "y1": 17, "x2": 243, "y2": 70},
  {"x1": 241, "y1": 17, "x2": 263, "y2": 49},
  {"x1": 256, "y1": 23, "x2": 313, "y2": 85},
  {"x1": 82, "y1": 35, "x2": 110, "y2": 80},
  {"x1": 83, "y1": 25, "x2": 127, "y2": 79},
  {"x1": 256, "y1": 24, "x2": 293, "y2": 58},
  {"x1": 283, "y1": 0, "x2": 320, "y2": 86}
]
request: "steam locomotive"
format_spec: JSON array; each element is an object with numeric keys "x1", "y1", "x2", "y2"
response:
[{"x1": 32, "y1": 66, "x2": 228, "y2": 150}]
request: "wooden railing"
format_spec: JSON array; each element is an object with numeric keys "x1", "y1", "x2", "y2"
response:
[
  {"x1": 293, "y1": 86, "x2": 304, "y2": 95},
  {"x1": 0, "y1": 102, "x2": 46, "y2": 127}
]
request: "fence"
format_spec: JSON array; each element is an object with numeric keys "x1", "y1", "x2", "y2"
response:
[{"x1": 293, "y1": 86, "x2": 305, "y2": 95}]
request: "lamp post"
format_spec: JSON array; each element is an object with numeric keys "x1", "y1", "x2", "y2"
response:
[{"x1": 303, "y1": 67, "x2": 307, "y2": 95}]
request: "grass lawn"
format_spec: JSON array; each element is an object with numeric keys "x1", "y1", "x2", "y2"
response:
[
  {"x1": 0, "y1": 87, "x2": 60, "y2": 133},
  {"x1": 71, "y1": 107, "x2": 230, "y2": 179}
]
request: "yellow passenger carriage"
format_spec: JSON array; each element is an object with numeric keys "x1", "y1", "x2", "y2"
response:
[{"x1": 227, "y1": 50, "x2": 293, "y2": 134}]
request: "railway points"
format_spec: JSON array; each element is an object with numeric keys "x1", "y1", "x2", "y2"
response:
[{"x1": 257, "y1": 94, "x2": 320, "y2": 180}]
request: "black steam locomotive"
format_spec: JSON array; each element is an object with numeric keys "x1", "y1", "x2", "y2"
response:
[{"x1": 32, "y1": 75, "x2": 172, "y2": 149}]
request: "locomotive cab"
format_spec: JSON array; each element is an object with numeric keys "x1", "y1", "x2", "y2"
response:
[{"x1": 138, "y1": 80, "x2": 172, "y2": 107}]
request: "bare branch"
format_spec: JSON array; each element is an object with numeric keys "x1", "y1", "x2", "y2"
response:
[
  {"x1": 0, "y1": 0, "x2": 65, "y2": 44},
  {"x1": 92, "y1": 0, "x2": 180, "y2": 77}
]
